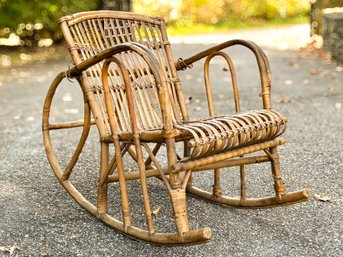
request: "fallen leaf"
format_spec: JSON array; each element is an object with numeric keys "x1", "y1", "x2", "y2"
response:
[
  {"x1": 276, "y1": 98, "x2": 292, "y2": 104},
  {"x1": 0, "y1": 246, "x2": 20, "y2": 255},
  {"x1": 314, "y1": 194, "x2": 331, "y2": 202},
  {"x1": 19, "y1": 53, "x2": 32, "y2": 62},
  {"x1": 64, "y1": 108, "x2": 79, "y2": 114},
  {"x1": 9, "y1": 246, "x2": 20, "y2": 255},
  {"x1": 303, "y1": 79, "x2": 310, "y2": 85},
  {"x1": 19, "y1": 71, "x2": 31, "y2": 78},
  {"x1": 62, "y1": 93, "x2": 73, "y2": 102},
  {"x1": 152, "y1": 206, "x2": 161, "y2": 216},
  {"x1": 319, "y1": 70, "x2": 330, "y2": 77},
  {"x1": 36, "y1": 76, "x2": 47, "y2": 82},
  {"x1": 298, "y1": 41, "x2": 332, "y2": 63},
  {"x1": 284, "y1": 80, "x2": 293, "y2": 85},
  {"x1": 328, "y1": 86, "x2": 335, "y2": 92},
  {"x1": 310, "y1": 69, "x2": 319, "y2": 75},
  {"x1": 1, "y1": 55, "x2": 12, "y2": 67}
]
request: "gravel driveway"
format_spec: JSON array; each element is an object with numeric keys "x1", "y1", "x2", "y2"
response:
[{"x1": 0, "y1": 25, "x2": 342, "y2": 256}]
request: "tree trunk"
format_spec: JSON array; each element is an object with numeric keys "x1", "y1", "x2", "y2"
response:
[{"x1": 99, "y1": 0, "x2": 131, "y2": 11}]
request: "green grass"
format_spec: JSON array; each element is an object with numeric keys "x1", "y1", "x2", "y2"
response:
[{"x1": 167, "y1": 15, "x2": 309, "y2": 36}]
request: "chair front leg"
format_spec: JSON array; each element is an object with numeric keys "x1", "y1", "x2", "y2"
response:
[
  {"x1": 165, "y1": 137, "x2": 192, "y2": 238},
  {"x1": 166, "y1": 137, "x2": 182, "y2": 189},
  {"x1": 269, "y1": 146, "x2": 286, "y2": 202},
  {"x1": 97, "y1": 142, "x2": 109, "y2": 217}
]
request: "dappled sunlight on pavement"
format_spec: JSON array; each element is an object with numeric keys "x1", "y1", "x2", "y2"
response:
[{"x1": 170, "y1": 24, "x2": 311, "y2": 50}]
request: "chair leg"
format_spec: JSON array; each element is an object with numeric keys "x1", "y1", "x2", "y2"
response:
[
  {"x1": 169, "y1": 188, "x2": 190, "y2": 237},
  {"x1": 133, "y1": 137, "x2": 155, "y2": 234},
  {"x1": 184, "y1": 140, "x2": 193, "y2": 188},
  {"x1": 186, "y1": 142, "x2": 308, "y2": 208},
  {"x1": 113, "y1": 139, "x2": 132, "y2": 228},
  {"x1": 213, "y1": 169, "x2": 222, "y2": 197},
  {"x1": 269, "y1": 146, "x2": 286, "y2": 202},
  {"x1": 239, "y1": 165, "x2": 247, "y2": 200},
  {"x1": 97, "y1": 142, "x2": 109, "y2": 216},
  {"x1": 167, "y1": 138, "x2": 191, "y2": 237}
]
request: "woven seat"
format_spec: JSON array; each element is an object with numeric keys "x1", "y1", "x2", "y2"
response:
[
  {"x1": 177, "y1": 109, "x2": 286, "y2": 158},
  {"x1": 42, "y1": 11, "x2": 308, "y2": 245}
]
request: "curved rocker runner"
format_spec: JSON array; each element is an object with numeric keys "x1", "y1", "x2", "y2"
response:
[{"x1": 42, "y1": 11, "x2": 309, "y2": 245}]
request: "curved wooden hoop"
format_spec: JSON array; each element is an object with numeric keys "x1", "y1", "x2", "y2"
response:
[
  {"x1": 187, "y1": 186, "x2": 309, "y2": 208},
  {"x1": 42, "y1": 72, "x2": 211, "y2": 245}
]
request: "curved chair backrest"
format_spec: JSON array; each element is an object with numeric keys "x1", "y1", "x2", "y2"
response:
[{"x1": 59, "y1": 11, "x2": 188, "y2": 136}]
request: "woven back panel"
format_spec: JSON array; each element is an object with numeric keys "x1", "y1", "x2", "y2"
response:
[{"x1": 62, "y1": 12, "x2": 184, "y2": 133}]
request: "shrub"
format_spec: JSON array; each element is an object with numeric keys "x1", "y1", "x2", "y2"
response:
[{"x1": 0, "y1": 0, "x2": 97, "y2": 46}]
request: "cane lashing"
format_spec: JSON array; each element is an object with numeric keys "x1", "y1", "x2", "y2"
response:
[{"x1": 176, "y1": 110, "x2": 286, "y2": 159}]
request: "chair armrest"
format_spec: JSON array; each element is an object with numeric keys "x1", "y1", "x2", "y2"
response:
[
  {"x1": 175, "y1": 39, "x2": 272, "y2": 109},
  {"x1": 66, "y1": 43, "x2": 146, "y2": 77}
]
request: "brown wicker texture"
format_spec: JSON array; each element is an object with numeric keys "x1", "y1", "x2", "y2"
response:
[{"x1": 42, "y1": 11, "x2": 309, "y2": 245}]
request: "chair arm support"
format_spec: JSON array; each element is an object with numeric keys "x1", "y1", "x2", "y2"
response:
[
  {"x1": 89, "y1": 42, "x2": 175, "y2": 136},
  {"x1": 102, "y1": 57, "x2": 139, "y2": 137},
  {"x1": 175, "y1": 39, "x2": 272, "y2": 109}
]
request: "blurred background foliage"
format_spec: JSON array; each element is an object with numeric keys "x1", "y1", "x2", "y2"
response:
[
  {"x1": 0, "y1": 0, "x2": 310, "y2": 47},
  {"x1": 0, "y1": 0, "x2": 98, "y2": 47},
  {"x1": 135, "y1": 0, "x2": 309, "y2": 24},
  {"x1": 135, "y1": 0, "x2": 310, "y2": 34}
]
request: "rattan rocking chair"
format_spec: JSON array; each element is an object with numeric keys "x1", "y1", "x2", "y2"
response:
[{"x1": 42, "y1": 11, "x2": 309, "y2": 245}]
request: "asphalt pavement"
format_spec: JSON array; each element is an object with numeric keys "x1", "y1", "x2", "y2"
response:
[{"x1": 0, "y1": 25, "x2": 342, "y2": 256}]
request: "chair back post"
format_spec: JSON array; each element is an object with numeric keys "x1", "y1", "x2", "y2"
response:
[
  {"x1": 158, "y1": 19, "x2": 190, "y2": 121},
  {"x1": 59, "y1": 16, "x2": 110, "y2": 137}
]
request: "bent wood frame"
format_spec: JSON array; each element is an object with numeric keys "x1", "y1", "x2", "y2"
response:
[{"x1": 42, "y1": 11, "x2": 309, "y2": 245}]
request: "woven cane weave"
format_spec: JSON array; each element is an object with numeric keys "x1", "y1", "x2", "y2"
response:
[{"x1": 176, "y1": 109, "x2": 286, "y2": 158}]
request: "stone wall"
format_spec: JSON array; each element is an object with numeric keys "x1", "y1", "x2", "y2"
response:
[
  {"x1": 322, "y1": 12, "x2": 343, "y2": 63},
  {"x1": 311, "y1": 0, "x2": 343, "y2": 35},
  {"x1": 100, "y1": 0, "x2": 131, "y2": 11}
]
